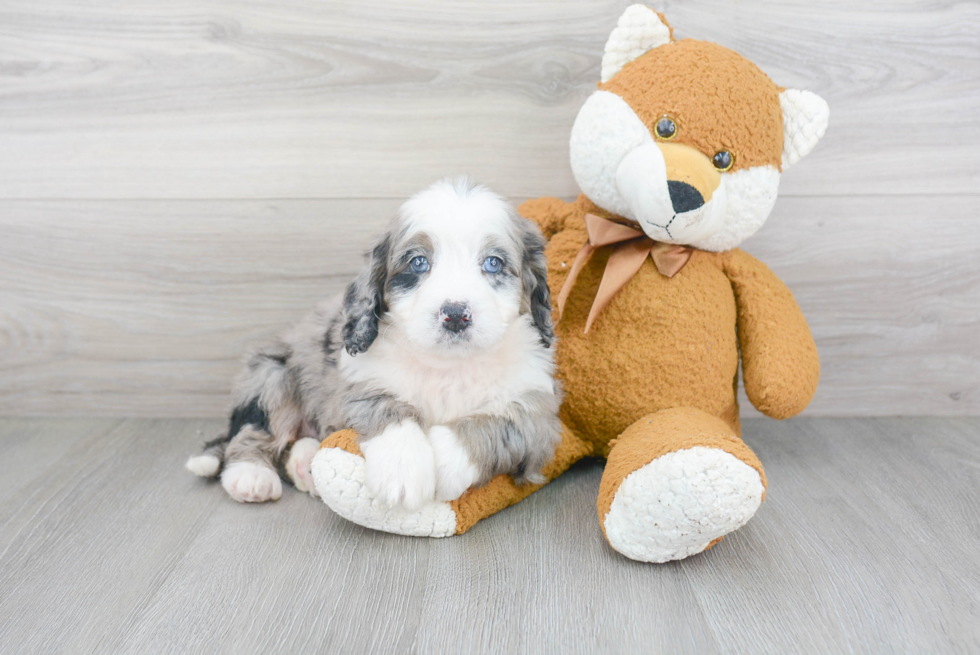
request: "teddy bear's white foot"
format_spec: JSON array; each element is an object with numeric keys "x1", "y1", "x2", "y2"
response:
[
  {"x1": 603, "y1": 446, "x2": 764, "y2": 563},
  {"x1": 310, "y1": 445, "x2": 457, "y2": 537}
]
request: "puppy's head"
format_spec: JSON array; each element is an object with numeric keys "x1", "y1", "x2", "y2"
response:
[{"x1": 343, "y1": 178, "x2": 552, "y2": 358}]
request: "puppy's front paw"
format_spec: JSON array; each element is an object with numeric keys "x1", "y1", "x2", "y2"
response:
[
  {"x1": 429, "y1": 425, "x2": 479, "y2": 502},
  {"x1": 361, "y1": 421, "x2": 435, "y2": 511},
  {"x1": 221, "y1": 461, "x2": 282, "y2": 503},
  {"x1": 286, "y1": 437, "x2": 321, "y2": 497}
]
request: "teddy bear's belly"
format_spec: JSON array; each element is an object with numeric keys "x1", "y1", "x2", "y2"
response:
[{"x1": 551, "y1": 248, "x2": 740, "y2": 449}]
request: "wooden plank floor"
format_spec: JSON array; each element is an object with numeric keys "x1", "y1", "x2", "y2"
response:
[{"x1": 0, "y1": 417, "x2": 978, "y2": 653}]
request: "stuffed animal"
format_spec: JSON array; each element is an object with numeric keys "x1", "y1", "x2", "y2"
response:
[{"x1": 311, "y1": 5, "x2": 828, "y2": 562}]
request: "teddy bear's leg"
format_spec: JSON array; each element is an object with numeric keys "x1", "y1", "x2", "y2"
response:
[
  {"x1": 449, "y1": 423, "x2": 594, "y2": 534},
  {"x1": 311, "y1": 424, "x2": 593, "y2": 537},
  {"x1": 597, "y1": 408, "x2": 767, "y2": 563}
]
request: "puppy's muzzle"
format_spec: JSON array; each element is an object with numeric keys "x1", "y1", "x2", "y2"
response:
[{"x1": 440, "y1": 302, "x2": 471, "y2": 334}]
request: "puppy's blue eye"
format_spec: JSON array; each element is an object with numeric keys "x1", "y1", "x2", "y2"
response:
[
  {"x1": 410, "y1": 256, "x2": 429, "y2": 274},
  {"x1": 482, "y1": 256, "x2": 503, "y2": 274}
]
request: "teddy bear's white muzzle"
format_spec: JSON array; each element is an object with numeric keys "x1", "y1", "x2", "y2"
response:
[{"x1": 616, "y1": 143, "x2": 728, "y2": 245}]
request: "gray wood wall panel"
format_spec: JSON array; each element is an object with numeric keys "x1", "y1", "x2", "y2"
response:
[
  {"x1": 0, "y1": 0, "x2": 977, "y2": 198},
  {"x1": 1, "y1": 195, "x2": 977, "y2": 417},
  {"x1": 0, "y1": 0, "x2": 977, "y2": 417},
  {"x1": 0, "y1": 199, "x2": 396, "y2": 416}
]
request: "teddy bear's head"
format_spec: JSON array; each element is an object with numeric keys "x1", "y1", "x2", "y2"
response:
[{"x1": 570, "y1": 6, "x2": 828, "y2": 251}]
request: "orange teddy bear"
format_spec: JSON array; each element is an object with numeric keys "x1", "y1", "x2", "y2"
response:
[{"x1": 312, "y1": 6, "x2": 828, "y2": 562}]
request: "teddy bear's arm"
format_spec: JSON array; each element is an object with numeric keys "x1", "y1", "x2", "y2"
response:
[
  {"x1": 516, "y1": 197, "x2": 577, "y2": 241},
  {"x1": 722, "y1": 249, "x2": 820, "y2": 419}
]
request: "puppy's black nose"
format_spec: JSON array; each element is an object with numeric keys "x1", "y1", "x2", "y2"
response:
[
  {"x1": 440, "y1": 302, "x2": 471, "y2": 333},
  {"x1": 667, "y1": 180, "x2": 705, "y2": 213}
]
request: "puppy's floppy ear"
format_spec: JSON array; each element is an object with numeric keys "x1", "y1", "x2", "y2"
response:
[
  {"x1": 343, "y1": 233, "x2": 390, "y2": 356},
  {"x1": 517, "y1": 217, "x2": 555, "y2": 348}
]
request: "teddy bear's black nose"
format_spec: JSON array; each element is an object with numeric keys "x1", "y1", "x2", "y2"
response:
[{"x1": 667, "y1": 181, "x2": 705, "y2": 213}]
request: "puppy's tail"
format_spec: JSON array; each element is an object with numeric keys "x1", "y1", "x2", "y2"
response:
[
  {"x1": 185, "y1": 342, "x2": 299, "y2": 479},
  {"x1": 185, "y1": 435, "x2": 228, "y2": 478}
]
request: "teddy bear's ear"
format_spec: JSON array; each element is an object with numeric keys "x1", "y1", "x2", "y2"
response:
[
  {"x1": 600, "y1": 5, "x2": 673, "y2": 83},
  {"x1": 780, "y1": 89, "x2": 830, "y2": 168}
]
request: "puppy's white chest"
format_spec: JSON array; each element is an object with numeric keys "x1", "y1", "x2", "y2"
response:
[
  {"x1": 409, "y1": 366, "x2": 505, "y2": 423},
  {"x1": 341, "y1": 325, "x2": 552, "y2": 425},
  {"x1": 381, "y1": 349, "x2": 526, "y2": 422}
]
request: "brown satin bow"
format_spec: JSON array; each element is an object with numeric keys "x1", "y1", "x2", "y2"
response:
[{"x1": 556, "y1": 213, "x2": 694, "y2": 333}]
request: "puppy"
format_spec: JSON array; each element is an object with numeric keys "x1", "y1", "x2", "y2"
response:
[{"x1": 186, "y1": 178, "x2": 562, "y2": 509}]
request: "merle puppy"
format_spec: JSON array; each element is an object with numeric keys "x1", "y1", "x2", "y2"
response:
[{"x1": 186, "y1": 178, "x2": 562, "y2": 509}]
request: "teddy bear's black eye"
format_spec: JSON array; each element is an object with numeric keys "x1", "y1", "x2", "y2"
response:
[
  {"x1": 655, "y1": 116, "x2": 677, "y2": 140},
  {"x1": 712, "y1": 150, "x2": 733, "y2": 171}
]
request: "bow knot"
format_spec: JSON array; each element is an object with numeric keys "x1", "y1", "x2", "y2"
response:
[{"x1": 556, "y1": 213, "x2": 694, "y2": 332}]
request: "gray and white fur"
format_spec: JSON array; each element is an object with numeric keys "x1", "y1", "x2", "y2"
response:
[{"x1": 186, "y1": 178, "x2": 562, "y2": 508}]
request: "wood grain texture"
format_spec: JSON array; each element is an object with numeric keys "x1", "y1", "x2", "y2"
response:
[
  {"x1": 1, "y1": 195, "x2": 977, "y2": 417},
  {"x1": 0, "y1": 199, "x2": 398, "y2": 416},
  {"x1": 0, "y1": 417, "x2": 978, "y2": 653},
  {"x1": 0, "y1": 0, "x2": 978, "y2": 417},
  {"x1": 0, "y1": 0, "x2": 977, "y2": 199},
  {"x1": 739, "y1": 194, "x2": 980, "y2": 417}
]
